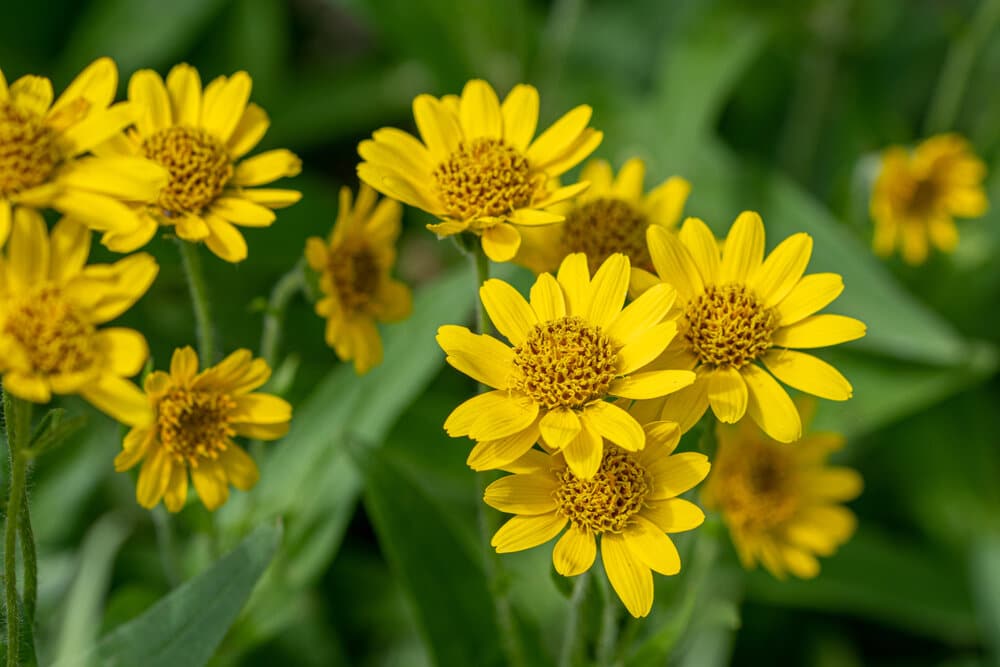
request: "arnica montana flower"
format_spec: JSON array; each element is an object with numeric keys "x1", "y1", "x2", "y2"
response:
[
  {"x1": 871, "y1": 133, "x2": 988, "y2": 265},
  {"x1": 0, "y1": 211, "x2": 156, "y2": 423},
  {"x1": 114, "y1": 347, "x2": 292, "y2": 512},
  {"x1": 357, "y1": 79, "x2": 602, "y2": 262},
  {"x1": 305, "y1": 184, "x2": 413, "y2": 374},
  {"x1": 516, "y1": 157, "x2": 690, "y2": 274},
  {"x1": 437, "y1": 253, "x2": 695, "y2": 478},
  {"x1": 632, "y1": 214, "x2": 866, "y2": 443},
  {"x1": 702, "y1": 409, "x2": 861, "y2": 579},
  {"x1": 100, "y1": 64, "x2": 302, "y2": 262},
  {"x1": 0, "y1": 57, "x2": 168, "y2": 246},
  {"x1": 486, "y1": 421, "x2": 709, "y2": 617}
]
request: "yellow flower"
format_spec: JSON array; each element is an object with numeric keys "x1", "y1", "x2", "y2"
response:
[
  {"x1": 357, "y1": 79, "x2": 603, "y2": 262},
  {"x1": 114, "y1": 346, "x2": 292, "y2": 512},
  {"x1": 485, "y1": 421, "x2": 709, "y2": 617},
  {"x1": 0, "y1": 57, "x2": 168, "y2": 246},
  {"x1": 516, "y1": 157, "x2": 690, "y2": 274},
  {"x1": 871, "y1": 133, "x2": 988, "y2": 265},
  {"x1": 100, "y1": 64, "x2": 303, "y2": 262},
  {"x1": 305, "y1": 184, "x2": 413, "y2": 374},
  {"x1": 701, "y1": 411, "x2": 862, "y2": 579},
  {"x1": 437, "y1": 253, "x2": 695, "y2": 479},
  {"x1": 633, "y1": 213, "x2": 866, "y2": 443},
  {"x1": 0, "y1": 210, "x2": 156, "y2": 423}
]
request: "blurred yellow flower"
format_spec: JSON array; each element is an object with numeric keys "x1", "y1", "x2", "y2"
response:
[
  {"x1": 305, "y1": 184, "x2": 412, "y2": 374},
  {"x1": 100, "y1": 64, "x2": 302, "y2": 262},
  {"x1": 633, "y1": 214, "x2": 866, "y2": 443},
  {"x1": 0, "y1": 211, "x2": 156, "y2": 422},
  {"x1": 357, "y1": 79, "x2": 602, "y2": 262},
  {"x1": 485, "y1": 421, "x2": 709, "y2": 617},
  {"x1": 702, "y1": 411, "x2": 861, "y2": 579},
  {"x1": 871, "y1": 133, "x2": 988, "y2": 265},
  {"x1": 0, "y1": 57, "x2": 167, "y2": 245},
  {"x1": 437, "y1": 253, "x2": 694, "y2": 479},
  {"x1": 516, "y1": 157, "x2": 690, "y2": 274},
  {"x1": 114, "y1": 346, "x2": 291, "y2": 512}
]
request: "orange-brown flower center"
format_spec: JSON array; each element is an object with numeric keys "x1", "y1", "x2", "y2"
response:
[
  {"x1": 903, "y1": 177, "x2": 941, "y2": 219},
  {"x1": 328, "y1": 243, "x2": 381, "y2": 312},
  {"x1": 0, "y1": 103, "x2": 61, "y2": 196},
  {"x1": 157, "y1": 387, "x2": 236, "y2": 467},
  {"x1": 554, "y1": 445, "x2": 649, "y2": 533},
  {"x1": 682, "y1": 284, "x2": 777, "y2": 369},
  {"x1": 561, "y1": 198, "x2": 650, "y2": 272},
  {"x1": 142, "y1": 126, "x2": 233, "y2": 216},
  {"x1": 711, "y1": 441, "x2": 798, "y2": 531},
  {"x1": 2, "y1": 286, "x2": 97, "y2": 375},
  {"x1": 511, "y1": 316, "x2": 618, "y2": 409}
]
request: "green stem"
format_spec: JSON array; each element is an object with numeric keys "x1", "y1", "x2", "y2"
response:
[
  {"x1": 18, "y1": 484, "x2": 36, "y2": 627},
  {"x1": 259, "y1": 259, "x2": 306, "y2": 367},
  {"x1": 596, "y1": 571, "x2": 621, "y2": 666},
  {"x1": 177, "y1": 240, "x2": 217, "y2": 367},
  {"x1": 558, "y1": 571, "x2": 590, "y2": 667},
  {"x1": 3, "y1": 391, "x2": 32, "y2": 667},
  {"x1": 151, "y1": 507, "x2": 181, "y2": 588}
]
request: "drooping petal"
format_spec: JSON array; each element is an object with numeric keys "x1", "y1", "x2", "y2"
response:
[
  {"x1": 706, "y1": 367, "x2": 748, "y2": 423},
  {"x1": 623, "y1": 515, "x2": 681, "y2": 575},
  {"x1": 579, "y1": 401, "x2": 644, "y2": 451},
  {"x1": 553, "y1": 526, "x2": 596, "y2": 577},
  {"x1": 491, "y1": 513, "x2": 567, "y2": 553},
  {"x1": 561, "y1": 421, "x2": 603, "y2": 479},
  {"x1": 741, "y1": 364, "x2": 802, "y2": 442},
  {"x1": 539, "y1": 408, "x2": 582, "y2": 450},
  {"x1": 601, "y1": 533, "x2": 654, "y2": 618},
  {"x1": 481, "y1": 222, "x2": 521, "y2": 262},
  {"x1": 467, "y1": 423, "x2": 541, "y2": 471}
]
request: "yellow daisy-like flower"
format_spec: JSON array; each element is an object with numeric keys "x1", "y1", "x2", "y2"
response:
[
  {"x1": 871, "y1": 133, "x2": 988, "y2": 265},
  {"x1": 516, "y1": 157, "x2": 690, "y2": 274},
  {"x1": 633, "y1": 213, "x2": 866, "y2": 443},
  {"x1": 702, "y1": 411, "x2": 862, "y2": 579},
  {"x1": 485, "y1": 421, "x2": 709, "y2": 618},
  {"x1": 114, "y1": 346, "x2": 292, "y2": 512},
  {"x1": 357, "y1": 79, "x2": 603, "y2": 262},
  {"x1": 99, "y1": 63, "x2": 303, "y2": 262},
  {"x1": 0, "y1": 57, "x2": 168, "y2": 246},
  {"x1": 0, "y1": 210, "x2": 157, "y2": 423},
  {"x1": 437, "y1": 252, "x2": 695, "y2": 479},
  {"x1": 305, "y1": 184, "x2": 413, "y2": 374}
]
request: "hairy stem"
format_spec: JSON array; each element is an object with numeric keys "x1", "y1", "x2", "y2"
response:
[
  {"x1": 558, "y1": 571, "x2": 590, "y2": 667},
  {"x1": 3, "y1": 392, "x2": 32, "y2": 667},
  {"x1": 177, "y1": 240, "x2": 217, "y2": 367}
]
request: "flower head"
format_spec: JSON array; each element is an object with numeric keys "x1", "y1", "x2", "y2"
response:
[
  {"x1": 0, "y1": 210, "x2": 156, "y2": 422},
  {"x1": 871, "y1": 134, "x2": 988, "y2": 265},
  {"x1": 114, "y1": 347, "x2": 292, "y2": 512},
  {"x1": 100, "y1": 64, "x2": 302, "y2": 262},
  {"x1": 0, "y1": 58, "x2": 168, "y2": 245},
  {"x1": 516, "y1": 157, "x2": 690, "y2": 274},
  {"x1": 358, "y1": 79, "x2": 603, "y2": 262},
  {"x1": 437, "y1": 253, "x2": 695, "y2": 478},
  {"x1": 305, "y1": 184, "x2": 413, "y2": 374},
  {"x1": 633, "y1": 213, "x2": 866, "y2": 442},
  {"x1": 485, "y1": 421, "x2": 709, "y2": 617},
  {"x1": 702, "y1": 411, "x2": 861, "y2": 579}
]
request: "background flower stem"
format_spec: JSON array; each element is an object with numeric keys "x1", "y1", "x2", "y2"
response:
[
  {"x1": 19, "y1": 483, "x2": 36, "y2": 627},
  {"x1": 259, "y1": 259, "x2": 306, "y2": 367},
  {"x1": 558, "y1": 570, "x2": 590, "y2": 667},
  {"x1": 3, "y1": 391, "x2": 33, "y2": 667},
  {"x1": 177, "y1": 239, "x2": 217, "y2": 366}
]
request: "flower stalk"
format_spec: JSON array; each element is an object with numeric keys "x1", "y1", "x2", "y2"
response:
[
  {"x1": 178, "y1": 239, "x2": 217, "y2": 367},
  {"x1": 3, "y1": 390, "x2": 33, "y2": 667}
]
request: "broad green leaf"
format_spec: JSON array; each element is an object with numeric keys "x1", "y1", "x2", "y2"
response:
[{"x1": 971, "y1": 536, "x2": 1000, "y2": 666}]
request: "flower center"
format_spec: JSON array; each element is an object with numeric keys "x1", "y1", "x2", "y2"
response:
[
  {"x1": 328, "y1": 244, "x2": 381, "y2": 312},
  {"x1": 0, "y1": 103, "x2": 61, "y2": 196},
  {"x1": 554, "y1": 445, "x2": 649, "y2": 533},
  {"x1": 511, "y1": 316, "x2": 618, "y2": 410},
  {"x1": 714, "y1": 442, "x2": 798, "y2": 530},
  {"x1": 142, "y1": 126, "x2": 233, "y2": 216},
  {"x1": 433, "y1": 138, "x2": 544, "y2": 224},
  {"x1": 682, "y1": 284, "x2": 777, "y2": 369},
  {"x1": 561, "y1": 198, "x2": 650, "y2": 272},
  {"x1": 157, "y1": 388, "x2": 236, "y2": 467},
  {"x1": 904, "y1": 177, "x2": 940, "y2": 218},
  {"x1": 2, "y1": 286, "x2": 97, "y2": 375}
]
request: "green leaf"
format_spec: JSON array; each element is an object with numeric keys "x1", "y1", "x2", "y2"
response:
[
  {"x1": 971, "y1": 535, "x2": 1000, "y2": 665},
  {"x1": 0, "y1": 596, "x2": 39, "y2": 667}
]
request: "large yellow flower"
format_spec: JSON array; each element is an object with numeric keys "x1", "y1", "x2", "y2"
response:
[
  {"x1": 871, "y1": 133, "x2": 988, "y2": 265},
  {"x1": 0, "y1": 211, "x2": 156, "y2": 424},
  {"x1": 305, "y1": 184, "x2": 413, "y2": 374},
  {"x1": 357, "y1": 79, "x2": 602, "y2": 262},
  {"x1": 701, "y1": 410, "x2": 861, "y2": 579},
  {"x1": 0, "y1": 57, "x2": 167, "y2": 245},
  {"x1": 114, "y1": 346, "x2": 292, "y2": 512},
  {"x1": 99, "y1": 64, "x2": 302, "y2": 262},
  {"x1": 633, "y1": 213, "x2": 866, "y2": 443},
  {"x1": 437, "y1": 253, "x2": 694, "y2": 479},
  {"x1": 485, "y1": 421, "x2": 709, "y2": 617},
  {"x1": 516, "y1": 157, "x2": 690, "y2": 274}
]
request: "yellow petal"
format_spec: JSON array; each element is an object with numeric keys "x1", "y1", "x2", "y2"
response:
[
  {"x1": 165, "y1": 63, "x2": 202, "y2": 127},
  {"x1": 81, "y1": 374, "x2": 153, "y2": 426},
  {"x1": 623, "y1": 515, "x2": 681, "y2": 575},
  {"x1": 437, "y1": 324, "x2": 513, "y2": 389},
  {"x1": 136, "y1": 447, "x2": 172, "y2": 509},
  {"x1": 531, "y1": 181, "x2": 590, "y2": 210},
  {"x1": 484, "y1": 473, "x2": 559, "y2": 514},
  {"x1": 58, "y1": 155, "x2": 169, "y2": 203},
  {"x1": 51, "y1": 57, "x2": 117, "y2": 113},
  {"x1": 412, "y1": 94, "x2": 461, "y2": 161},
  {"x1": 628, "y1": 267, "x2": 662, "y2": 299},
  {"x1": 611, "y1": 158, "x2": 645, "y2": 200},
  {"x1": 2, "y1": 372, "x2": 51, "y2": 403},
  {"x1": 617, "y1": 322, "x2": 677, "y2": 375},
  {"x1": 529, "y1": 273, "x2": 566, "y2": 321},
  {"x1": 646, "y1": 176, "x2": 690, "y2": 229},
  {"x1": 459, "y1": 79, "x2": 502, "y2": 139},
  {"x1": 231, "y1": 149, "x2": 301, "y2": 187},
  {"x1": 210, "y1": 197, "x2": 276, "y2": 227},
  {"x1": 647, "y1": 225, "x2": 703, "y2": 302},
  {"x1": 750, "y1": 233, "x2": 813, "y2": 307},
  {"x1": 204, "y1": 215, "x2": 248, "y2": 263},
  {"x1": 96, "y1": 328, "x2": 148, "y2": 377},
  {"x1": 606, "y1": 283, "x2": 676, "y2": 347},
  {"x1": 446, "y1": 389, "x2": 520, "y2": 437},
  {"x1": 201, "y1": 71, "x2": 252, "y2": 142},
  {"x1": 562, "y1": 421, "x2": 603, "y2": 479},
  {"x1": 470, "y1": 392, "x2": 540, "y2": 441},
  {"x1": 707, "y1": 367, "x2": 748, "y2": 423},
  {"x1": 500, "y1": 84, "x2": 539, "y2": 151},
  {"x1": 480, "y1": 278, "x2": 538, "y2": 346},
  {"x1": 556, "y1": 253, "x2": 590, "y2": 316},
  {"x1": 234, "y1": 421, "x2": 289, "y2": 440},
  {"x1": 641, "y1": 420, "x2": 681, "y2": 455},
  {"x1": 645, "y1": 452, "x2": 710, "y2": 499},
  {"x1": 481, "y1": 223, "x2": 521, "y2": 262},
  {"x1": 601, "y1": 533, "x2": 653, "y2": 618},
  {"x1": 59, "y1": 102, "x2": 139, "y2": 156},
  {"x1": 553, "y1": 526, "x2": 596, "y2": 577},
  {"x1": 609, "y1": 370, "x2": 695, "y2": 400},
  {"x1": 580, "y1": 401, "x2": 644, "y2": 451},
  {"x1": 8, "y1": 207, "x2": 49, "y2": 290},
  {"x1": 0, "y1": 199, "x2": 10, "y2": 247},
  {"x1": 762, "y1": 349, "x2": 853, "y2": 401},
  {"x1": 170, "y1": 346, "x2": 200, "y2": 382},
  {"x1": 526, "y1": 104, "x2": 593, "y2": 167},
  {"x1": 227, "y1": 103, "x2": 269, "y2": 158},
  {"x1": 540, "y1": 408, "x2": 582, "y2": 450},
  {"x1": 774, "y1": 273, "x2": 844, "y2": 326},
  {"x1": 128, "y1": 69, "x2": 172, "y2": 135},
  {"x1": 240, "y1": 188, "x2": 302, "y2": 209},
  {"x1": 506, "y1": 207, "x2": 564, "y2": 225},
  {"x1": 642, "y1": 498, "x2": 705, "y2": 533},
  {"x1": 10, "y1": 75, "x2": 53, "y2": 116},
  {"x1": 115, "y1": 427, "x2": 152, "y2": 472},
  {"x1": 192, "y1": 459, "x2": 229, "y2": 511},
  {"x1": 802, "y1": 467, "x2": 863, "y2": 502},
  {"x1": 719, "y1": 211, "x2": 765, "y2": 283},
  {"x1": 231, "y1": 393, "x2": 292, "y2": 424},
  {"x1": 163, "y1": 464, "x2": 189, "y2": 513},
  {"x1": 491, "y1": 513, "x2": 567, "y2": 553},
  {"x1": 782, "y1": 547, "x2": 821, "y2": 579},
  {"x1": 466, "y1": 423, "x2": 541, "y2": 471},
  {"x1": 585, "y1": 253, "x2": 629, "y2": 328},
  {"x1": 220, "y1": 445, "x2": 260, "y2": 491},
  {"x1": 675, "y1": 217, "x2": 719, "y2": 286},
  {"x1": 539, "y1": 129, "x2": 602, "y2": 178},
  {"x1": 741, "y1": 363, "x2": 801, "y2": 442},
  {"x1": 367, "y1": 127, "x2": 435, "y2": 176},
  {"x1": 773, "y1": 315, "x2": 866, "y2": 349}
]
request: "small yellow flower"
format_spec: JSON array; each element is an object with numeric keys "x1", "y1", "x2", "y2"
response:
[
  {"x1": 702, "y1": 411, "x2": 862, "y2": 579},
  {"x1": 633, "y1": 213, "x2": 866, "y2": 443},
  {"x1": 100, "y1": 64, "x2": 302, "y2": 262},
  {"x1": 0, "y1": 57, "x2": 168, "y2": 245},
  {"x1": 485, "y1": 421, "x2": 709, "y2": 618},
  {"x1": 357, "y1": 79, "x2": 603, "y2": 262},
  {"x1": 437, "y1": 253, "x2": 695, "y2": 479},
  {"x1": 871, "y1": 134, "x2": 988, "y2": 265},
  {"x1": 114, "y1": 346, "x2": 292, "y2": 512},
  {"x1": 305, "y1": 184, "x2": 413, "y2": 374},
  {"x1": 516, "y1": 157, "x2": 690, "y2": 274}
]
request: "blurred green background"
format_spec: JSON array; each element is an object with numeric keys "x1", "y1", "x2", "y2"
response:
[{"x1": 3, "y1": 0, "x2": 1000, "y2": 665}]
